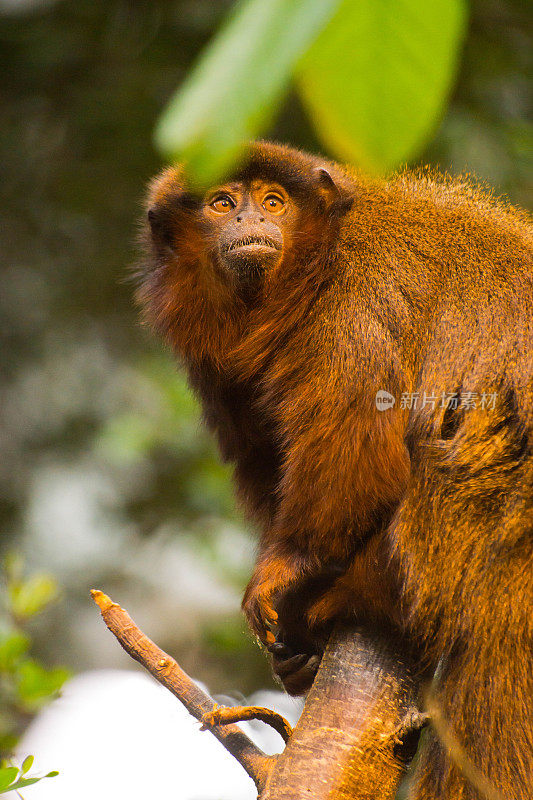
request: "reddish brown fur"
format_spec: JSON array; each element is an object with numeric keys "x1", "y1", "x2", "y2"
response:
[{"x1": 138, "y1": 141, "x2": 532, "y2": 799}]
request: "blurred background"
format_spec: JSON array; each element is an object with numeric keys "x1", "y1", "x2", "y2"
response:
[{"x1": 0, "y1": 0, "x2": 531, "y2": 782}]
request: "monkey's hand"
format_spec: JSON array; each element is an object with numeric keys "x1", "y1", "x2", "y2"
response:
[
  {"x1": 242, "y1": 545, "x2": 332, "y2": 643},
  {"x1": 243, "y1": 554, "x2": 342, "y2": 694},
  {"x1": 242, "y1": 554, "x2": 302, "y2": 645}
]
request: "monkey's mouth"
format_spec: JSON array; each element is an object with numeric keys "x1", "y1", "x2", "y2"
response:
[{"x1": 225, "y1": 235, "x2": 281, "y2": 254}]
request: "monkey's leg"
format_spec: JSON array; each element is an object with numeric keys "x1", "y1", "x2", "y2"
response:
[{"x1": 391, "y1": 409, "x2": 533, "y2": 800}]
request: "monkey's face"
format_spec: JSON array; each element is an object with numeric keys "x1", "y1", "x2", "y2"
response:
[
  {"x1": 144, "y1": 145, "x2": 347, "y2": 315},
  {"x1": 201, "y1": 180, "x2": 296, "y2": 283}
]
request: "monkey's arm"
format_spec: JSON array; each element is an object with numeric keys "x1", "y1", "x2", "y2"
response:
[{"x1": 242, "y1": 343, "x2": 410, "y2": 647}]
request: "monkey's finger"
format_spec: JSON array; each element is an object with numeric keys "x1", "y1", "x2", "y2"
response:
[
  {"x1": 307, "y1": 589, "x2": 347, "y2": 629},
  {"x1": 254, "y1": 593, "x2": 279, "y2": 632},
  {"x1": 242, "y1": 585, "x2": 280, "y2": 643},
  {"x1": 250, "y1": 609, "x2": 270, "y2": 642},
  {"x1": 244, "y1": 598, "x2": 274, "y2": 645},
  {"x1": 273, "y1": 653, "x2": 309, "y2": 677},
  {"x1": 261, "y1": 600, "x2": 278, "y2": 626}
]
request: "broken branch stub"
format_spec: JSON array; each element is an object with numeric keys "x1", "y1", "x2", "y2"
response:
[{"x1": 91, "y1": 590, "x2": 273, "y2": 792}]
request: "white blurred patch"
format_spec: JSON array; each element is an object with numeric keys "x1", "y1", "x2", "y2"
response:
[
  {"x1": 8, "y1": 670, "x2": 302, "y2": 799},
  {"x1": 23, "y1": 464, "x2": 130, "y2": 573}
]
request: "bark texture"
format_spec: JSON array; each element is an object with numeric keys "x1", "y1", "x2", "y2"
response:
[{"x1": 260, "y1": 623, "x2": 423, "y2": 800}]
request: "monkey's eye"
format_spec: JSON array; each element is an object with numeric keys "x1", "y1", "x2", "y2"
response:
[
  {"x1": 210, "y1": 195, "x2": 235, "y2": 214},
  {"x1": 262, "y1": 194, "x2": 285, "y2": 214}
]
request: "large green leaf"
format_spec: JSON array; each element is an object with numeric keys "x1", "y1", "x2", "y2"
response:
[
  {"x1": 154, "y1": 0, "x2": 340, "y2": 187},
  {"x1": 297, "y1": 0, "x2": 467, "y2": 173}
]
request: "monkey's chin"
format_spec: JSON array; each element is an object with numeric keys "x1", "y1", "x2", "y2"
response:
[{"x1": 223, "y1": 246, "x2": 281, "y2": 283}]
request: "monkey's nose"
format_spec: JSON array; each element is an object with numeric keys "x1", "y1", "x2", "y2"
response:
[{"x1": 236, "y1": 213, "x2": 265, "y2": 223}]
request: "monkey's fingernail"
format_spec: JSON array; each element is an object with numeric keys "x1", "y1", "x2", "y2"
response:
[
  {"x1": 268, "y1": 641, "x2": 290, "y2": 655},
  {"x1": 265, "y1": 630, "x2": 276, "y2": 644}
]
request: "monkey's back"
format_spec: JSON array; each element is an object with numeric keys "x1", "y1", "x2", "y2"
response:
[{"x1": 339, "y1": 170, "x2": 533, "y2": 416}]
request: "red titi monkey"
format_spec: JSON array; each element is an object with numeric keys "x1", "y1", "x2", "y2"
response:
[{"x1": 139, "y1": 141, "x2": 532, "y2": 800}]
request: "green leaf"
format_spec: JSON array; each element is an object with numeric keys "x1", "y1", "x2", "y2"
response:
[
  {"x1": 155, "y1": 0, "x2": 341, "y2": 187},
  {"x1": 0, "y1": 767, "x2": 17, "y2": 792},
  {"x1": 3, "y1": 771, "x2": 58, "y2": 793},
  {"x1": 16, "y1": 660, "x2": 70, "y2": 710},
  {"x1": 5, "y1": 777, "x2": 42, "y2": 791},
  {"x1": 21, "y1": 755, "x2": 34, "y2": 775},
  {"x1": 297, "y1": 0, "x2": 467, "y2": 173},
  {"x1": 9, "y1": 574, "x2": 58, "y2": 619},
  {"x1": 0, "y1": 630, "x2": 30, "y2": 671}
]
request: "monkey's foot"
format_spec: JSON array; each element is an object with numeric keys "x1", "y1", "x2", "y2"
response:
[{"x1": 267, "y1": 639, "x2": 321, "y2": 695}]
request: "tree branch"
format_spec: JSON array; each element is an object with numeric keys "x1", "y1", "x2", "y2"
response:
[
  {"x1": 90, "y1": 589, "x2": 273, "y2": 792},
  {"x1": 202, "y1": 704, "x2": 293, "y2": 744},
  {"x1": 259, "y1": 623, "x2": 424, "y2": 799},
  {"x1": 92, "y1": 590, "x2": 424, "y2": 798}
]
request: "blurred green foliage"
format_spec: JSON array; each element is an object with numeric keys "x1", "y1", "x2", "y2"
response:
[
  {"x1": 157, "y1": 0, "x2": 467, "y2": 184},
  {"x1": 95, "y1": 358, "x2": 236, "y2": 524},
  {"x1": 0, "y1": 555, "x2": 69, "y2": 754}
]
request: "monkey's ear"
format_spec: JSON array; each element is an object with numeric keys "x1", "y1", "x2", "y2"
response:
[
  {"x1": 316, "y1": 168, "x2": 339, "y2": 197},
  {"x1": 147, "y1": 193, "x2": 200, "y2": 250},
  {"x1": 315, "y1": 167, "x2": 342, "y2": 210},
  {"x1": 147, "y1": 204, "x2": 174, "y2": 248},
  {"x1": 315, "y1": 167, "x2": 355, "y2": 217}
]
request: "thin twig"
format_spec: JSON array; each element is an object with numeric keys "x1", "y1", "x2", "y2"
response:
[
  {"x1": 425, "y1": 688, "x2": 504, "y2": 800},
  {"x1": 91, "y1": 589, "x2": 273, "y2": 791},
  {"x1": 202, "y1": 703, "x2": 293, "y2": 744}
]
